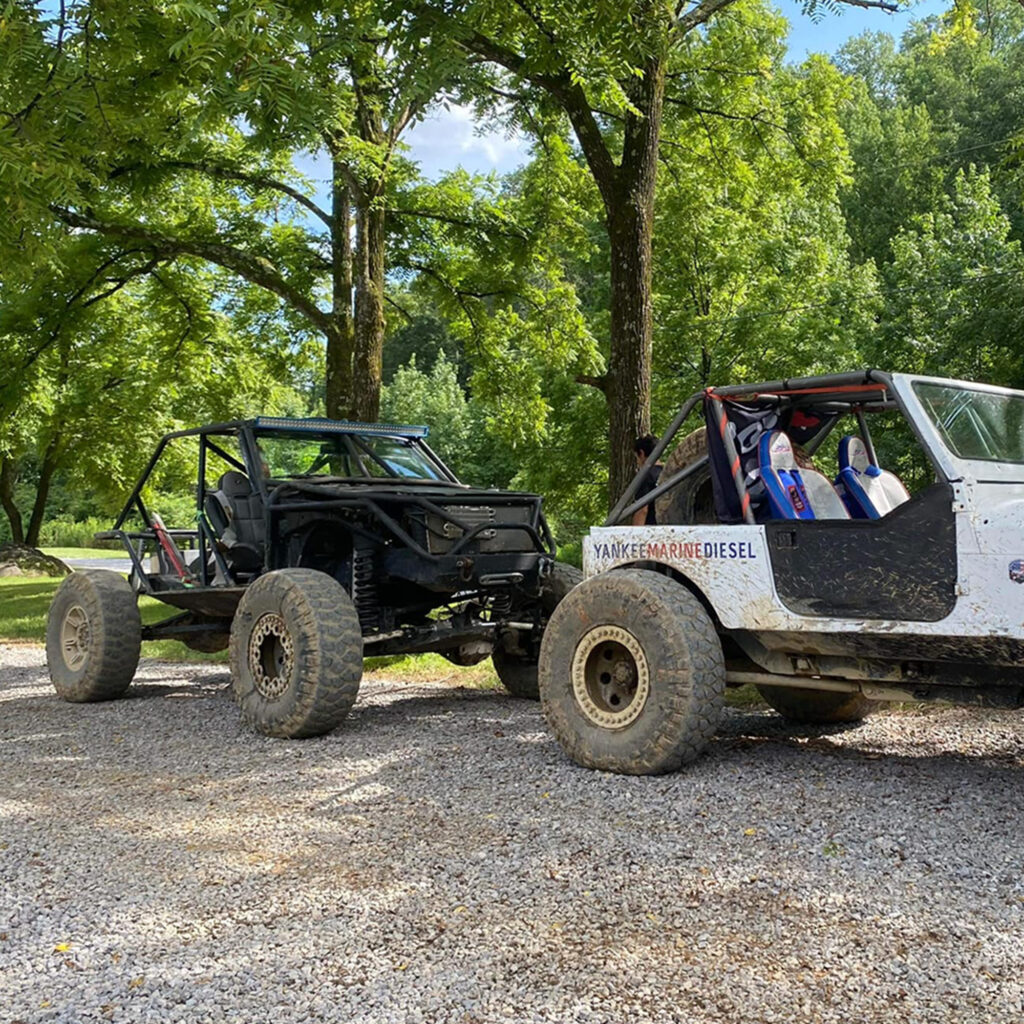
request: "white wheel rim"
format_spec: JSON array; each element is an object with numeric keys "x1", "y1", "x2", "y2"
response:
[
  {"x1": 571, "y1": 624, "x2": 650, "y2": 729},
  {"x1": 248, "y1": 613, "x2": 294, "y2": 699},
  {"x1": 60, "y1": 604, "x2": 91, "y2": 671}
]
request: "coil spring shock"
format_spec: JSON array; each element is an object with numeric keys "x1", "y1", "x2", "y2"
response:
[
  {"x1": 352, "y1": 548, "x2": 380, "y2": 633},
  {"x1": 488, "y1": 588, "x2": 513, "y2": 620}
]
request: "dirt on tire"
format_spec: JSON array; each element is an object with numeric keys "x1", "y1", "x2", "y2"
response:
[
  {"x1": 538, "y1": 568, "x2": 725, "y2": 774},
  {"x1": 229, "y1": 568, "x2": 363, "y2": 738}
]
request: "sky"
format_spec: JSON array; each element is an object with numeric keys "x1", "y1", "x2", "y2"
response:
[{"x1": 396, "y1": 0, "x2": 951, "y2": 182}]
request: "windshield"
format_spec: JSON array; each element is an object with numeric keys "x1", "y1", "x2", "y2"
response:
[
  {"x1": 914, "y1": 382, "x2": 1024, "y2": 463},
  {"x1": 253, "y1": 431, "x2": 447, "y2": 481}
]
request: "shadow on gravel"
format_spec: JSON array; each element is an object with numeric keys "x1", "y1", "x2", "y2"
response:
[
  {"x1": 125, "y1": 677, "x2": 230, "y2": 700},
  {"x1": 708, "y1": 707, "x2": 1024, "y2": 777},
  {"x1": 5, "y1": 651, "x2": 1024, "y2": 1024}
]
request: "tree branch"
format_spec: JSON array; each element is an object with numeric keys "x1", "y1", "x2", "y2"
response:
[
  {"x1": 390, "y1": 206, "x2": 528, "y2": 240},
  {"x1": 384, "y1": 293, "x2": 415, "y2": 323},
  {"x1": 114, "y1": 160, "x2": 333, "y2": 228},
  {"x1": 673, "y1": 0, "x2": 742, "y2": 36},
  {"x1": 409, "y1": 3, "x2": 619, "y2": 198},
  {"x1": 50, "y1": 206, "x2": 334, "y2": 338},
  {"x1": 576, "y1": 373, "x2": 608, "y2": 392}
]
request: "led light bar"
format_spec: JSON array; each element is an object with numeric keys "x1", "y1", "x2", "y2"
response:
[{"x1": 254, "y1": 416, "x2": 429, "y2": 438}]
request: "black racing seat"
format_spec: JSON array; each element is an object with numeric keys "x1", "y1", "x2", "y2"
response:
[{"x1": 204, "y1": 471, "x2": 265, "y2": 572}]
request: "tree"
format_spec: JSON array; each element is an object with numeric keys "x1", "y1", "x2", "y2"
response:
[
  {"x1": 407, "y1": 0, "x2": 896, "y2": 504},
  {"x1": 0, "y1": 1, "x2": 465, "y2": 422},
  {"x1": 837, "y1": 2, "x2": 1024, "y2": 264},
  {"x1": 873, "y1": 168, "x2": 1024, "y2": 386},
  {"x1": 0, "y1": 233, "x2": 296, "y2": 545}
]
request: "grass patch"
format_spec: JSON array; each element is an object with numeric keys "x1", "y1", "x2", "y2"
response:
[
  {"x1": 0, "y1": 578, "x2": 60, "y2": 641},
  {"x1": 1, "y1": 577, "x2": 754, "y2": 697},
  {"x1": 0, "y1": 577, "x2": 491, "y2": 679},
  {"x1": 40, "y1": 547, "x2": 130, "y2": 561},
  {"x1": 726, "y1": 683, "x2": 765, "y2": 709},
  {"x1": 365, "y1": 652, "x2": 500, "y2": 689},
  {"x1": 0, "y1": 576, "x2": 226, "y2": 662}
]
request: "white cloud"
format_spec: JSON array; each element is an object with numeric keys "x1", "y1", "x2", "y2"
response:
[
  {"x1": 404, "y1": 103, "x2": 530, "y2": 179},
  {"x1": 287, "y1": 104, "x2": 531, "y2": 215}
]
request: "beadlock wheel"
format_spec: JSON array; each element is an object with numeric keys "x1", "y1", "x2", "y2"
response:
[
  {"x1": 60, "y1": 604, "x2": 91, "y2": 671},
  {"x1": 229, "y1": 568, "x2": 363, "y2": 738},
  {"x1": 538, "y1": 568, "x2": 725, "y2": 775},
  {"x1": 247, "y1": 612, "x2": 295, "y2": 699},
  {"x1": 571, "y1": 624, "x2": 650, "y2": 729}
]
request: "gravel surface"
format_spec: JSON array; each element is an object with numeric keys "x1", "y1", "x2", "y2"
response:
[{"x1": 2, "y1": 642, "x2": 1023, "y2": 1024}]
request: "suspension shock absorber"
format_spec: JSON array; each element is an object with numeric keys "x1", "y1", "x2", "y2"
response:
[
  {"x1": 351, "y1": 546, "x2": 380, "y2": 634},
  {"x1": 489, "y1": 588, "x2": 513, "y2": 620}
]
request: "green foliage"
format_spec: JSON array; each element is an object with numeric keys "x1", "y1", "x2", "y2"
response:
[
  {"x1": 652, "y1": 36, "x2": 879, "y2": 414},
  {"x1": 380, "y1": 353, "x2": 518, "y2": 488},
  {"x1": 381, "y1": 354, "x2": 474, "y2": 469},
  {"x1": 3, "y1": 0, "x2": 1024, "y2": 548},
  {"x1": 35, "y1": 520, "x2": 122, "y2": 550},
  {"x1": 838, "y1": 1, "x2": 1024, "y2": 261},
  {"x1": 0, "y1": 231, "x2": 304, "y2": 542},
  {"x1": 873, "y1": 168, "x2": 1024, "y2": 385}
]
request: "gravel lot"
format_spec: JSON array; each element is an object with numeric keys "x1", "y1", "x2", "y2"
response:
[{"x1": 2, "y1": 642, "x2": 1023, "y2": 1024}]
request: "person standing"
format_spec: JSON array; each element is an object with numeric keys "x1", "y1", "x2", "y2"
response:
[{"x1": 631, "y1": 434, "x2": 664, "y2": 526}]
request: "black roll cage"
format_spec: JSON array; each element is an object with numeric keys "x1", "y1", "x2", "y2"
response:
[
  {"x1": 98, "y1": 418, "x2": 555, "y2": 595},
  {"x1": 606, "y1": 369, "x2": 944, "y2": 527}
]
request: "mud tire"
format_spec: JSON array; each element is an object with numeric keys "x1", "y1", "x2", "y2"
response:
[
  {"x1": 492, "y1": 562, "x2": 583, "y2": 699},
  {"x1": 756, "y1": 685, "x2": 877, "y2": 724},
  {"x1": 46, "y1": 570, "x2": 141, "y2": 702},
  {"x1": 538, "y1": 568, "x2": 725, "y2": 774},
  {"x1": 229, "y1": 569, "x2": 363, "y2": 738},
  {"x1": 654, "y1": 428, "x2": 716, "y2": 526}
]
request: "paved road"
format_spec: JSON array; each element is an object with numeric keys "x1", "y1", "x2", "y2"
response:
[{"x1": 65, "y1": 557, "x2": 134, "y2": 574}]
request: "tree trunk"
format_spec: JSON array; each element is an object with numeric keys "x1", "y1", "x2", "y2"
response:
[
  {"x1": 351, "y1": 199, "x2": 386, "y2": 422},
  {"x1": 0, "y1": 457, "x2": 25, "y2": 544},
  {"x1": 325, "y1": 167, "x2": 355, "y2": 419},
  {"x1": 601, "y1": 57, "x2": 665, "y2": 507},
  {"x1": 25, "y1": 438, "x2": 59, "y2": 547}
]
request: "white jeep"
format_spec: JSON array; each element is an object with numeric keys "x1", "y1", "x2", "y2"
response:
[{"x1": 538, "y1": 371, "x2": 1024, "y2": 774}]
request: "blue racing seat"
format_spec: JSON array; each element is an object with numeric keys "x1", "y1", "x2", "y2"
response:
[
  {"x1": 835, "y1": 436, "x2": 910, "y2": 519},
  {"x1": 759, "y1": 431, "x2": 850, "y2": 520}
]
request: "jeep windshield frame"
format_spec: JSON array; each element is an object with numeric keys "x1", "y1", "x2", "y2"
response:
[{"x1": 251, "y1": 428, "x2": 453, "y2": 484}]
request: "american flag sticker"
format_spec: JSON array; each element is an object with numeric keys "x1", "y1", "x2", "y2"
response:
[{"x1": 1010, "y1": 560, "x2": 1024, "y2": 583}]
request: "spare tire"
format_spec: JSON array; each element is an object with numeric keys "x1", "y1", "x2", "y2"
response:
[{"x1": 654, "y1": 428, "x2": 716, "y2": 525}]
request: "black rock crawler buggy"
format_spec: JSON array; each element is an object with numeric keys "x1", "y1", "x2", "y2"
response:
[{"x1": 46, "y1": 417, "x2": 579, "y2": 737}]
